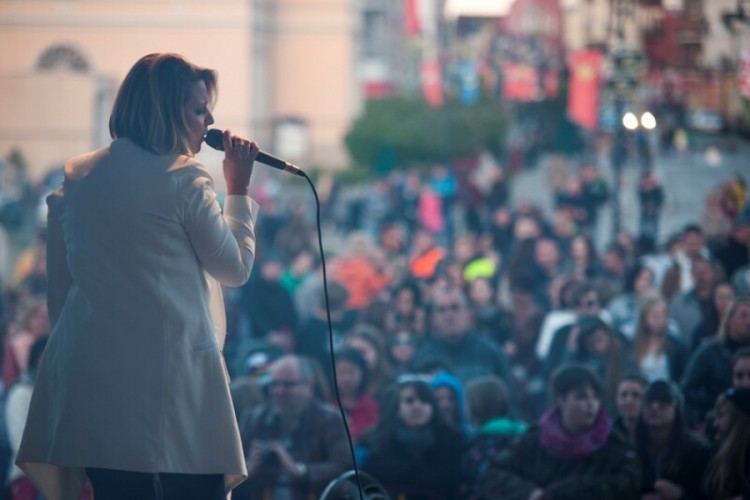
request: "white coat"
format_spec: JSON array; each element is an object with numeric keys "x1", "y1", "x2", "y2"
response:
[{"x1": 16, "y1": 138, "x2": 258, "y2": 499}]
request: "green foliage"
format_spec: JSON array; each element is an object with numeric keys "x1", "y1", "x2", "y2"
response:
[{"x1": 344, "y1": 96, "x2": 507, "y2": 171}]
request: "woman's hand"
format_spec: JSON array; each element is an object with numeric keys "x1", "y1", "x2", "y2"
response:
[{"x1": 222, "y1": 129, "x2": 259, "y2": 196}]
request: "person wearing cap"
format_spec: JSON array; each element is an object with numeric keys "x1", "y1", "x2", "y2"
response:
[
  {"x1": 704, "y1": 387, "x2": 750, "y2": 499},
  {"x1": 634, "y1": 380, "x2": 711, "y2": 500},
  {"x1": 481, "y1": 364, "x2": 641, "y2": 500}
]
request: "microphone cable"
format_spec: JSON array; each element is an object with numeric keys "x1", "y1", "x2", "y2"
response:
[{"x1": 299, "y1": 171, "x2": 367, "y2": 499}]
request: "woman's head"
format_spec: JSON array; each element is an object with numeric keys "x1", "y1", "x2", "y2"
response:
[
  {"x1": 552, "y1": 364, "x2": 602, "y2": 435},
  {"x1": 616, "y1": 373, "x2": 647, "y2": 422},
  {"x1": 641, "y1": 297, "x2": 668, "y2": 334},
  {"x1": 334, "y1": 347, "x2": 369, "y2": 397},
  {"x1": 577, "y1": 316, "x2": 614, "y2": 356},
  {"x1": 467, "y1": 276, "x2": 496, "y2": 308},
  {"x1": 110, "y1": 53, "x2": 217, "y2": 156},
  {"x1": 20, "y1": 300, "x2": 50, "y2": 336},
  {"x1": 396, "y1": 378, "x2": 437, "y2": 428},
  {"x1": 388, "y1": 329, "x2": 419, "y2": 367},
  {"x1": 731, "y1": 346, "x2": 750, "y2": 388},
  {"x1": 640, "y1": 380, "x2": 683, "y2": 434},
  {"x1": 712, "y1": 393, "x2": 731, "y2": 442},
  {"x1": 706, "y1": 387, "x2": 750, "y2": 498},
  {"x1": 466, "y1": 376, "x2": 511, "y2": 427},
  {"x1": 718, "y1": 297, "x2": 750, "y2": 344},
  {"x1": 623, "y1": 263, "x2": 654, "y2": 295}
]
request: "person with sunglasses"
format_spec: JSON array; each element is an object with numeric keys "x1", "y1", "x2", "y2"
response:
[
  {"x1": 410, "y1": 287, "x2": 517, "y2": 408},
  {"x1": 235, "y1": 355, "x2": 351, "y2": 500}
]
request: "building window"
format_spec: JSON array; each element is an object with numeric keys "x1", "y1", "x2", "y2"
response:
[{"x1": 36, "y1": 45, "x2": 90, "y2": 73}]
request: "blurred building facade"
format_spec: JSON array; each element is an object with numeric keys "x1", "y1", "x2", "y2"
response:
[{"x1": 0, "y1": 0, "x2": 359, "y2": 180}]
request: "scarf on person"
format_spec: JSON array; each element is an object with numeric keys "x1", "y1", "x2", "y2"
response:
[{"x1": 539, "y1": 406, "x2": 612, "y2": 461}]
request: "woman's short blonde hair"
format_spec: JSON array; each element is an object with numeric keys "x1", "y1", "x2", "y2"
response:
[{"x1": 109, "y1": 53, "x2": 217, "y2": 155}]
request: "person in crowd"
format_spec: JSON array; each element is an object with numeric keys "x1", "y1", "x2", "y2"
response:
[
  {"x1": 542, "y1": 282, "x2": 613, "y2": 381},
  {"x1": 408, "y1": 229, "x2": 446, "y2": 282},
  {"x1": 564, "y1": 234, "x2": 600, "y2": 280},
  {"x1": 703, "y1": 387, "x2": 750, "y2": 499},
  {"x1": 691, "y1": 280, "x2": 735, "y2": 350},
  {"x1": 3, "y1": 336, "x2": 91, "y2": 500},
  {"x1": 732, "y1": 346, "x2": 750, "y2": 388},
  {"x1": 240, "y1": 251, "x2": 298, "y2": 341},
  {"x1": 342, "y1": 325, "x2": 394, "y2": 396},
  {"x1": 535, "y1": 275, "x2": 583, "y2": 361},
  {"x1": 2, "y1": 299, "x2": 49, "y2": 389},
  {"x1": 634, "y1": 380, "x2": 712, "y2": 500},
  {"x1": 669, "y1": 256, "x2": 722, "y2": 348},
  {"x1": 17, "y1": 53, "x2": 259, "y2": 500},
  {"x1": 430, "y1": 371, "x2": 471, "y2": 436},
  {"x1": 709, "y1": 393, "x2": 731, "y2": 447},
  {"x1": 359, "y1": 376, "x2": 464, "y2": 499},
  {"x1": 295, "y1": 280, "x2": 357, "y2": 375},
  {"x1": 410, "y1": 287, "x2": 517, "y2": 399},
  {"x1": 632, "y1": 297, "x2": 688, "y2": 382},
  {"x1": 387, "y1": 328, "x2": 421, "y2": 376},
  {"x1": 385, "y1": 280, "x2": 426, "y2": 336},
  {"x1": 480, "y1": 364, "x2": 641, "y2": 499},
  {"x1": 598, "y1": 242, "x2": 629, "y2": 303},
  {"x1": 662, "y1": 224, "x2": 709, "y2": 300},
  {"x1": 714, "y1": 212, "x2": 750, "y2": 282},
  {"x1": 333, "y1": 232, "x2": 391, "y2": 312},
  {"x1": 236, "y1": 355, "x2": 351, "y2": 500},
  {"x1": 638, "y1": 167, "x2": 665, "y2": 246},
  {"x1": 463, "y1": 376, "x2": 527, "y2": 500},
  {"x1": 331, "y1": 347, "x2": 379, "y2": 442},
  {"x1": 682, "y1": 297, "x2": 750, "y2": 428},
  {"x1": 466, "y1": 276, "x2": 511, "y2": 345},
  {"x1": 606, "y1": 263, "x2": 658, "y2": 339},
  {"x1": 555, "y1": 316, "x2": 633, "y2": 410},
  {"x1": 529, "y1": 237, "x2": 565, "y2": 310},
  {"x1": 614, "y1": 373, "x2": 648, "y2": 445}
]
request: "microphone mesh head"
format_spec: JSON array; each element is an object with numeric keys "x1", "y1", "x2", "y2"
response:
[{"x1": 204, "y1": 129, "x2": 225, "y2": 151}]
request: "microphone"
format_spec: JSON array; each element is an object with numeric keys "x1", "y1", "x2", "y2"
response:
[{"x1": 204, "y1": 129, "x2": 304, "y2": 177}]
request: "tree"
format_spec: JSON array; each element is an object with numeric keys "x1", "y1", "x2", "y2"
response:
[{"x1": 344, "y1": 95, "x2": 507, "y2": 171}]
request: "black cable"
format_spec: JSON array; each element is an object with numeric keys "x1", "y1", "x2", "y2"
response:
[{"x1": 301, "y1": 171, "x2": 366, "y2": 499}]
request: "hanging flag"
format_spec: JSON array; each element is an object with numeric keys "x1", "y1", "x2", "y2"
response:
[
  {"x1": 739, "y1": 49, "x2": 750, "y2": 100},
  {"x1": 421, "y1": 60, "x2": 444, "y2": 107},
  {"x1": 502, "y1": 62, "x2": 539, "y2": 102},
  {"x1": 404, "y1": 0, "x2": 421, "y2": 35},
  {"x1": 568, "y1": 50, "x2": 603, "y2": 131}
]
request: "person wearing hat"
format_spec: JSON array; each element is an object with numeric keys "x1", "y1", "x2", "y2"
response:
[
  {"x1": 704, "y1": 387, "x2": 750, "y2": 499},
  {"x1": 634, "y1": 380, "x2": 711, "y2": 500}
]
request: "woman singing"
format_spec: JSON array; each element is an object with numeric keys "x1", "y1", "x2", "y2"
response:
[{"x1": 16, "y1": 52, "x2": 261, "y2": 500}]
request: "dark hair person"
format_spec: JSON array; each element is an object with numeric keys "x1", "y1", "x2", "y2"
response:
[
  {"x1": 481, "y1": 364, "x2": 640, "y2": 499},
  {"x1": 360, "y1": 377, "x2": 464, "y2": 499},
  {"x1": 634, "y1": 380, "x2": 711, "y2": 500},
  {"x1": 704, "y1": 387, "x2": 750, "y2": 499},
  {"x1": 16, "y1": 53, "x2": 262, "y2": 500}
]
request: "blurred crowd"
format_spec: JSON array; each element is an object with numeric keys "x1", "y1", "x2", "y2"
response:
[{"x1": 0, "y1": 159, "x2": 749, "y2": 500}]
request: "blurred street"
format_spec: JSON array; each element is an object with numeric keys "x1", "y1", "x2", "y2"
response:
[{"x1": 512, "y1": 132, "x2": 748, "y2": 248}]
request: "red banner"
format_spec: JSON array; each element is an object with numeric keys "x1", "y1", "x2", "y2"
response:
[
  {"x1": 740, "y1": 49, "x2": 750, "y2": 100},
  {"x1": 502, "y1": 62, "x2": 539, "y2": 102},
  {"x1": 421, "y1": 60, "x2": 443, "y2": 107},
  {"x1": 567, "y1": 50, "x2": 602, "y2": 131},
  {"x1": 405, "y1": 0, "x2": 420, "y2": 35}
]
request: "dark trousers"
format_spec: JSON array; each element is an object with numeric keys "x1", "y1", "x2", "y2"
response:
[{"x1": 85, "y1": 467, "x2": 224, "y2": 500}]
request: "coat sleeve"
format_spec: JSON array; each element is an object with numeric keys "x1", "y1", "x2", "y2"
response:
[
  {"x1": 46, "y1": 184, "x2": 72, "y2": 327},
  {"x1": 180, "y1": 167, "x2": 259, "y2": 287},
  {"x1": 480, "y1": 433, "x2": 540, "y2": 500},
  {"x1": 543, "y1": 447, "x2": 641, "y2": 500}
]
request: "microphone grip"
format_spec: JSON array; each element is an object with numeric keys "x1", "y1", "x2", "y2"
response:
[{"x1": 203, "y1": 128, "x2": 303, "y2": 177}]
